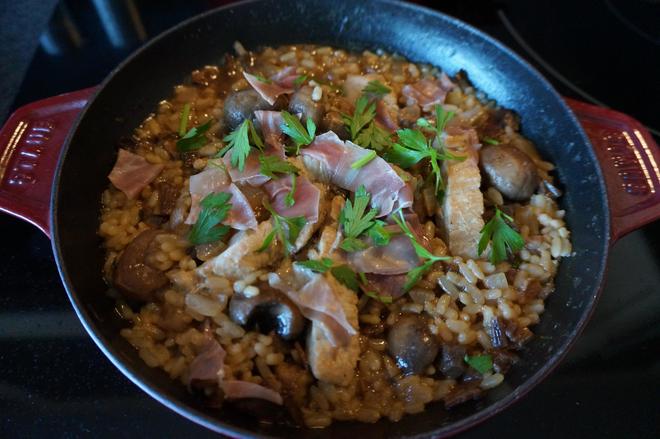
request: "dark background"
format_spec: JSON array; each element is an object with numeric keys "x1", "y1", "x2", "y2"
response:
[{"x1": 1, "y1": 0, "x2": 658, "y2": 437}]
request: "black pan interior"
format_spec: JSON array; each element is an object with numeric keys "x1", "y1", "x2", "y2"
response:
[{"x1": 51, "y1": 0, "x2": 610, "y2": 437}]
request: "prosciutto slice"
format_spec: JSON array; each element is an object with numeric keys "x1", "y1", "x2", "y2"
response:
[
  {"x1": 108, "y1": 149, "x2": 163, "y2": 199},
  {"x1": 269, "y1": 272, "x2": 357, "y2": 347},
  {"x1": 222, "y1": 380, "x2": 283, "y2": 405},
  {"x1": 187, "y1": 339, "x2": 283, "y2": 405},
  {"x1": 301, "y1": 132, "x2": 411, "y2": 216},
  {"x1": 362, "y1": 273, "x2": 408, "y2": 300},
  {"x1": 263, "y1": 175, "x2": 320, "y2": 222},
  {"x1": 401, "y1": 73, "x2": 455, "y2": 111},
  {"x1": 343, "y1": 74, "x2": 399, "y2": 132},
  {"x1": 185, "y1": 163, "x2": 258, "y2": 230},
  {"x1": 223, "y1": 111, "x2": 286, "y2": 186},
  {"x1": 347, "y1": 234, "x2": 420, "y2": 275},
  {"x1": 244, "y1": 68, "x2": 295, "y2": 105}
]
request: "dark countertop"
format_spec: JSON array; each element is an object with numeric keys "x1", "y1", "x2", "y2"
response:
[{"x1": 1, "y1": 1, "x2": 659, "y2": 437}]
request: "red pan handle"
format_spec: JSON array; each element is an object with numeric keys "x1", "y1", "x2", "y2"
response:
[
  {"x1": 0, "y1": 87, "x2": 96, "y2": 237},
  {"x1": 0, "y1": 90, "x2": 658, "y2": 242},
  {"x1": 565, "y1": 98, "x2": 660, "y2": 243}
]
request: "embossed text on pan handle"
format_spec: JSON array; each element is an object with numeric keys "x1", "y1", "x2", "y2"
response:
[
  {"x1": 0, "y1": 88, "x2": 96, "y2": 237},
  {"x1": 566, "y1": 98, "x2": 660, "y2": 242}
]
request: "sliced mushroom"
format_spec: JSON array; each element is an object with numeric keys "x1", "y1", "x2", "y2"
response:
[
  {"x1": 387, "y1": 314, "x2": 439, "y2": 375},
  {"x1": 223, "y1": 89, "x2": 272, "y2": 130},
  {"x1": 113, "y1": 229, "x2": 168, "y2": 302},
  {"x1": 438, "y1": 344, "x2": 467, "y2": 379},
  {"x1": 480, "y1": 144, "x2": 539, "y2": 201},
  {"x1": 288, "y1": 86, "x2": 323, "y2": 126},
  {"x1": 229, "y1": 285, "x2": 305, "y2": 340}
]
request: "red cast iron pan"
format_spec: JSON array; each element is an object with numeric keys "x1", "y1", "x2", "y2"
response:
[{"x1": 1, "y1": 0, "x2": 659, "y2": 437}]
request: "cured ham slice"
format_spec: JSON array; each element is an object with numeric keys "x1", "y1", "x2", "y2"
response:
[
  {"x1": 185, "y1": 163, "x2": 258, "y2": 230},
  {"x1": 108, "y1": 149, "x2": 163, "y2": 199},
  {"x1": 187, "y1": 339, "x2": 283, "y2": 405},
  {"x1": 362, "y1": 273, "x2": 408, "y2": 300},
  {"x1": 343, "y1": 74, "x2": 399, "y2": 132},
  {"x1": 263, "y1": 174, "x2": 320, "y2": 222},
  {"x1": 401, "y1": 73, "x2": 455, "y2": 111},
  {"x1": 347, "y1": 234, "x2": 419, "y2": 275},
  {"x1": 244, "y1": 68, "x2": 295, "y2": 105},
  {"x1": 223, "y1": 111, "x2": 286, "y2": 186},
  {"x1": 300, "y1": 132, "x2": 411, "y2": 216}
]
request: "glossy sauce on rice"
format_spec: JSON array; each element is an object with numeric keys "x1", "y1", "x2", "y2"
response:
[{"x1": 98, "y1": 44, "x2": 572, "y2": 428}]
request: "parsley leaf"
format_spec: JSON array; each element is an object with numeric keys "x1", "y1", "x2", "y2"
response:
[
  {"x1": 342, "y1": 96, "x2": 376, "y2": 141},
  {"x1": 464, "y1": 354, "x2": 493, "y2": 374},
  {"x1": 362, "y1": 80, "x2": 391, "y2": 101},
  {"x1": 296, "y1": 257, "x2": 334, "y2": 273},
  {"x1": 177, "y1": 119, "x2": 213, "y2": 152},
  {"x1": 367, "y1": 220, "x2": 391, "y2": 246},
  {"x1": 339, "y1": 185, "x2": 379, "y2": 252},
  {"x1": 281, "y1": 111, "x2": 316, "y2": 154},
  {"x1": 258, "y1": 201, "x2": 306, "y2": 255},
  {"x1": 293, "y1": 74, "x2": 308, "y2": 87},
  {"x1": 393, "y1": 210, "x2": 449, "y2": 291},
  {"x1": 478, "y1": 207, "x2": 524, "y2": 264},
  {"x1": 351, "y1": 150, "x2": 377, "y2": 169},
  {"x1": 258, "y1": 154, "x2": 299, "y2": 178},
  {"x1": 188, "y1": 192, "x2": 232, "y2": 245},
  {"x1": 354, "y1": 120, "x2": 393, "y2": 152},
  {"x1": 178, "y1": 103, "x2": 191, "y2": 137},
  {"x1": 483, "y1": 137, "x2": 500, "y2": 145},
  {"x1": 218, "y1": 119, "x2": 263, "y2": 172},
  {"x1": 330, "y1": 265, "x2": 360, "y2": 292},
  {"x1": 284, "y1": 174, "x2": 297, "y2": 208}
]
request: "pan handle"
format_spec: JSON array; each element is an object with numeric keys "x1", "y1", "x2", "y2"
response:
[
  {"x1": 0, "y1": 88, "x2": 96, "y2": 237},
  {"x1": 566, "y1": 98, "x2": 660, "y2": 242}
]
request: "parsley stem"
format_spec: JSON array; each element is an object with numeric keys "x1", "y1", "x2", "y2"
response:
[
  {"x1": 351, "y1": 150, "x2": 377, "y2": 169},
  {"x1": 178, "y1": 103, "x2": 191, "y2": 137}
]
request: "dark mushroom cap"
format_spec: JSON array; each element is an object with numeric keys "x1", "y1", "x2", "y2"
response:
[
  {"x1": 113, "y1": 229, "x2": 168, "y2": 302},
  {"x1": 288, "y1": 86, "x2": 324, "y2": 126},
  {"x1": 229, "y1": 285, "x2": 305, "y2": 340},
  {"x1": 480, "y1": 143, "x2": 539, "y2": 201},
  {"x1": 223, "y1": 89, "x2": 272, "y2": 130},
  {"x1": 387, "y1": 313, "x2": 440, "y2": 375}
]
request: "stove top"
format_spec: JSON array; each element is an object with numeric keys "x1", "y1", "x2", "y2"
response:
[{"x1": 1, "y1": 1, "x2": 659, "y2": 437}]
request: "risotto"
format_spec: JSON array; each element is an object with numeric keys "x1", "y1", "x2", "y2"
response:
[{"x1": 98, "y1": 43, "x2": 572, "y2": 428}]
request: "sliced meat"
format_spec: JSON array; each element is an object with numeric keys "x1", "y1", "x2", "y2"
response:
[
  {"x1": 244, "y1": 71, "x2": 294, "y2": 106},
  {"x1": 441, "y1": 128, "x2": 485, "y2": 259},
  {"x1": 113, "y1": 229, "x2": 169, "y2": 302},
  {"x1": 263, "y1": 174, "x2": 321, "y2": 223},
  {"x1": 401, "y1": 74, "x2": 454, "y2": 111},
  {"x1": 108, "y1": 149, "x2": 163, "y2": 199},
  {"x1": 199, "y1": 220, "x2": 281, "y2": 280},
  {"x1": 185, "y1": 162, "x2": 258, "y2": 230},
  {"x1": 222, "y1": 380, "x2": 283, "y2": 405},
  {"x1": 301, "y1": 131, "x2": 411, "y2": 216},
  {"x1": 288, "y1": 86, "x2": 323, "y2": 125},
  {"x1": 223, "y1": 89, "x2": 272, "y2": 130}
]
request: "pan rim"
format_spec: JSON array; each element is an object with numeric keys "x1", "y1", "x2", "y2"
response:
[{"x1": 50, "y1": 0, "x2": 611, "y2": 437}]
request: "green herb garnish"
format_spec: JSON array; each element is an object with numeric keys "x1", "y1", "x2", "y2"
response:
[
  {"x1": 177, "y1": 119, "x2": 213, "y2": 152},
  {"x1": 393, "y1": 210, "x2": 450, "y2": 291},
  {"x1": 338, "y1": 185, "x2": 390, "y2": 252},
  {"x1": 351, "y1": 150, "x2": 377, "y2": 169},
  {"x1": 258, "y1": 201, "x2": 306, "y2": 255},
  {"x1": 296, "y1": 257, "x2": 334, "y2": 273},
  {"x1": 280, "y1": 111, "x2": 316, "y2": 154},
  {"x1": 477, "y1": 207, "x2": 524, "y2": 264},
  {"x1": 354, "y1": 120, "x2": 393, "y2": 152},
  {"x1": 464, "y1": 354, "x2": 493, "y2": 374},
  {"x1": 342, "y1": 96, "x2": 376, "y2": 141},
  {"x1": 482, "y1": 137, "x2": 500, "y2": 145},
  {"x1": 178, "y1": 103, "x2": 191, "y2": 137},
  {"x1": 362, "y1": 80, "x2": 391, "y2": 100},
  {"x1": 258, "y1": 154, "x2": 299, "y2": 178},
  {"x1": 293, "y1": 74, "x2": 308, "y2": 87},
  {"x1": 253, "y1": 73, "x2": 272, "y2": 83},
  {"x1": 329, "y1": 265, "x2": 360, "y2": 292},
  {"x1": 364, "y1": 290, "x2": 393, "y2": 304},
  {"x1": 217, "y1": 119, "x2": 263, "y2": 172},
  {"x1": 285, "y1": 174, "x2": 297, "y2": 208},
  {"x1": 188, "y1": 192, "x2": 232, "y2": 245}
]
